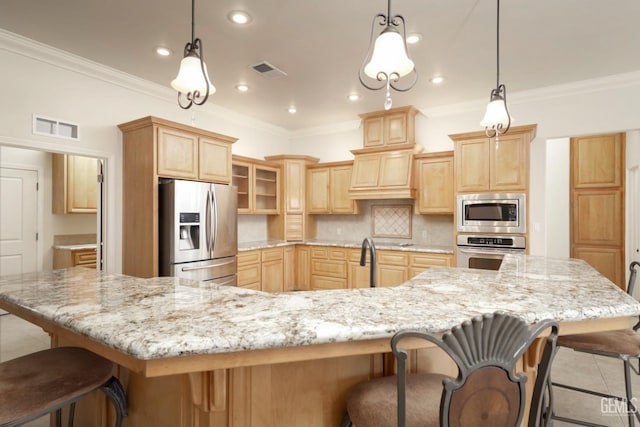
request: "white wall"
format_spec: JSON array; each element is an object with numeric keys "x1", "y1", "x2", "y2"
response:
[
  {"x1": 626, "y1": 131, "x2": 640, "y2": 277},
  {"x1": 544, "y1": 138, "x2": 570, "y2": 258},
  {"x1": 0, "y1": 31, "x2": 291, "y2": 273}
]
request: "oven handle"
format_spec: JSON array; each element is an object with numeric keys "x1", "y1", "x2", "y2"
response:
[{"x1": 457, "y1": 247, "x2": 525, "y2": 256}]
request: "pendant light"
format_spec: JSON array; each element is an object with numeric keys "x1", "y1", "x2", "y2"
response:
[
  {"x1": 171, "y1": 0, "x2": 216, "y2": 109},
  {"x1": 359, "y1": 0, "x2": 417, "y2": 110},
  {"x1": 480, "y1": 0, "x2": 511, "y2": 137}
]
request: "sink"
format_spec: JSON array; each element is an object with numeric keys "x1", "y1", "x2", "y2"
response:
[{"x1": 398, "y1": 243, "x2": 414, "y2": 247}]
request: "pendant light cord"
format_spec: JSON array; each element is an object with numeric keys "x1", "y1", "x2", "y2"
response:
[
  {"x1": 496, "y1": 0, "x2": 500, "y2": 89},
  {"x1": 191, "y1": 0, "x2": 195, "y2": 43}
]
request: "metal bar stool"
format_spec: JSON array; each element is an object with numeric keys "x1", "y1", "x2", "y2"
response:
[
  {"x1": 550, "y1": 261, "x2": 640, "y2": 426},
  {"x1": 0, "y1": 346, "x2": 127, "y2": 427},
  {"x1": 343, "y1": 312, "x2": 559, "y2": 427}
]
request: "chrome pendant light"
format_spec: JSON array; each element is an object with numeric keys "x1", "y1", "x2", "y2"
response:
[
  {"x1": 359, "y1": 0, "x2": 417, "y2": 110},
  {"x1": 171, "y1": 0, "x2": 216, "y2": 109},
  {"x1": 481, "y1": 0, "x2": 511, "y2": 137}
]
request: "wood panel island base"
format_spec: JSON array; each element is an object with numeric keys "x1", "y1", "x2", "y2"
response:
[{"x1": 1, "y1": 256, "x2": 639, "y2": 427}]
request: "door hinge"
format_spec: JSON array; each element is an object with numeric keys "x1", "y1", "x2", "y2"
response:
[
  {"x1": 35, "y1": 232, "x2": 38, "y2": 241},
  {"x1": 97, "y1": 173, "x2": 104, "y2": 183},
  {"x1": 36, "y1": 182, "x2": 39, "y2": 191}
]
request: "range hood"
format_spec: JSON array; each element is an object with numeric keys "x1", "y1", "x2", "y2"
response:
[{"x1": 348, "y1": 143, "x2": 423, "y2": 200}]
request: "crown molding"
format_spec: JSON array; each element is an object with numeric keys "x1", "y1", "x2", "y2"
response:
[
  {"x1": 0, "y1": 29, "x2": 289, "y2": 138},
  {"x1": 423, "y1": 71, "x2": 640, "y2": 118}
]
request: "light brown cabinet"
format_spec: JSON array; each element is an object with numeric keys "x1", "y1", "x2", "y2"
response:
[
  {"x1": 414, "y1": 151, "x2": 454, "y2": 214},
  {"x1": 261, "y1": 248, "x2": 284, "y2": 293},
  {"x1": 296, "y1": 245, "x2": 310, "y2": 290},
  {"x1": 310, "y1": 247, "x2": 347, "y2": 290},
  {"x1": 232, "y1": 155, "x2": 280, "y2": 215},
  {"x1": 349, "y1": 145, "x2": 422, "y2": 200},
  {"x1": 237, "y1": 250, "x2": 261, "y2": 290},
  {"x1": 265, "y1": 155, "x2": 319, "y2": 241},
  {"x1": 408, "y1": 253, "x2": 452, "y2": 278},
  {"x1": 53, "y1": 247, "x2": 97, "y2": 269},
  {"x1": 52, "y1": 154, "x2": 98, "y2": 214},
  {"x1": 570, "y1": 132, "x2": 625, "y2": 288},
  {"x1": 307, "y1": 162, "x2": 359, "y2": 214},
  {"x1": 359, "y1": 106, "x2": 418, "y2": 148},
  {"x1": 156, "y1": 123, "x2": 234, "y2": 183},
  {"x1": 237, "y1": 248, "x2": 287, "y2": 292},
  {"x1": 118, "y1": 116, "x2": 237, "y2": 278},
  {"x1": 450, "y1": 125, "x2": 536, "y2": 193}
]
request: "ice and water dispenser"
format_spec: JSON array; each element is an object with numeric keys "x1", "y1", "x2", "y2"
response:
[{"x1": 178, "y1": 212, "x2": 200, "y2": 251}]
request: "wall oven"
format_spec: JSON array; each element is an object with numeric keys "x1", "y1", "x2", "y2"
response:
[
  {"x1": 457, "y1": 193, "x2": 526, "y2": 234},
  {"x1": 456, "y1": 235, "x2": 526, "y2": 270}
]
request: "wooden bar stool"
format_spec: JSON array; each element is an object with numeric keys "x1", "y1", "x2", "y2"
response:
[{"x1": 0, "y1": 346, "x2": 127, "y2": 427}]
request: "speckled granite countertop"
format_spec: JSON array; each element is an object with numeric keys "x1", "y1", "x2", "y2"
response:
[
  {"x1": 239, "y1": 239, "x2": 454, "y2": 254},
  {"x1": 52, "y1": 244, "x2": 97, "y2": 251},
  {"x1": 0, "y1": 255, "x2": 638, "y2": 361}
]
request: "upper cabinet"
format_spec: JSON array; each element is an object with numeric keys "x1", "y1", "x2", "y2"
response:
[
  {"x1": 450, "y1": 125, "x2": 537, "y2": 193},
  {"x1": 232, "y1": 155, "x2": 280, "y2": 215},
  {"x1": 307, "y1": 161, "x2": 359, "y2": 214},
  {"x1": 414, "y1": 151, "x2": 454, "y2": 214},
  {"x1": 52, "y1": 154, "x2": 98, "y2": 214},
  {"x1": 118, "y1": 116, "x2": 237, "y2": 278},
  {"x1": 360, "y1": 106, "x2": 418, "y2": 148},
  {"x1": 155, "y1": 121, "x2": 235, "y2": 184}
]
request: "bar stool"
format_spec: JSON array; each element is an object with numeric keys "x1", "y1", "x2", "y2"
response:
[
  {"x1": 0, "y1": 346, "x2": 127, "y2": 427},
  {"x1": 343, "y1": 312, "x2": 559, "y2": 427},
  {"x1": 550, "y1": 261, "x2": 640, "y2": 426}
]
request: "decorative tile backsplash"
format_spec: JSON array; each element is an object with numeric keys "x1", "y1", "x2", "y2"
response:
[{"x1": 371, "y1": 204, "x2": 412, "y2": 238}]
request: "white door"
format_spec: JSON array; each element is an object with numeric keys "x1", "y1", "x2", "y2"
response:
[{"x1": 0, "y1": 167, "x2": 38, "y2": 277}]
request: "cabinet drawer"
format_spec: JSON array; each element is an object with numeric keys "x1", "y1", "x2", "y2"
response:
[
  {"x1": 238, "y1": 250, "x2": 260, "y2": 266},
  {"x1": 238, "y1": 264, "x2": 261, "y2": 287},
  {"x1": 409, "y1": 254, "x2": 452, "y2": 268},
  {"x1": 311, "y1": 275, "x2": 347, "y2": 290},
  {"x1": 310, "y1": 247, "x2": 329, "y2": 259},
  {"x1": 73, "y1": 250, "x2": 96, "y2": 266},
  {"x1": 328, "y1": 248, "x2": 346, "y2": 260},
  {"x1": 311, "y1": 259, "x2": 347, "y2": 278},
  {"x1": 286, "y1": 214, "x2": 303, "y2": 241},
  {"x1": 261, "y1": 247, "x2": 284, "y2": 262},
  {"x1": 378, "y1": 251, "x2": 409, "y2": 266}
]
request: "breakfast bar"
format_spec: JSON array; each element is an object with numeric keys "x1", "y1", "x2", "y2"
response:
[{"x1": 1, "y1": 255, "x2": 639, "y2": 426}]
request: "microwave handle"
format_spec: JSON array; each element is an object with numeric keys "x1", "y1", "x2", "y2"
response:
[{"x1": 457, "y1": 247, "x2": 524, "y2": 256}]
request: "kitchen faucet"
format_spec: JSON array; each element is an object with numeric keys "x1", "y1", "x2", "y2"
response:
[{"x1": 360, "y1": 238, "x2": 377, "y2": 288}]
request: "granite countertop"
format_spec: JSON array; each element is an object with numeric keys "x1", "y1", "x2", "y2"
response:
[
  {"x1": 239, "y1": 239, "x2": 454, "y2": 254},
  {"x1": 1, "y1": 255, "x2": 638, "y2": 361},
  {"x1": 52, "y1": 244, "x2": 97, "y2": 251}
]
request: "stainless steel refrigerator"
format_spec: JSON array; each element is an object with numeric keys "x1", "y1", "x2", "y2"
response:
[{"x1": 159, "y1": 179, "x2": 237, "y2": 285}]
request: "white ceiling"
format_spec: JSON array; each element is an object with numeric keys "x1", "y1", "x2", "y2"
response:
[{"x1": 2, "y1": 0, "x2": 640, "y2": 130}]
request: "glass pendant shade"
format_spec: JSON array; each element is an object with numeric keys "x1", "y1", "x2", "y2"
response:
[
  {"x1": 171, "y1": 54, "x2": 216, "y2": 95},
  {"x1": 480, "y1": 95, "x2": 509, "y2": 129},
  {"x1": 364, "y1": 27, "x2": 414, "y2": 80}
]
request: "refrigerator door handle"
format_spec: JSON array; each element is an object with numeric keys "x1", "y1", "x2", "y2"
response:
[
  {"x1": 205, "y1": 190, "x2": 212, "y2": 253},
  {"x1": 210, "y1": 188, "x2": 217, "y2": 255},
  {"x1": 211, "y1": 277, "x2": 235, "y2": 286},
  {"x1": 180, "y1": 260, "x2": 235, "y2": 272}
]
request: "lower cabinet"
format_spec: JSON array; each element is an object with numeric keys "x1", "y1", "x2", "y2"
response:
[
  {"x1": 310, "y1": 247, "x2": 347, "y2": 290},
  {"x1": 237, "y1": 250, "x2": 261, "y2": 290},
  {"x1": 408, "y1": 253, "x2": 453, "y2": 277},
  {"x1": 237, "y1": 247, "x2": 286, "y2": 292},
  {"x1": 53, "y1": 247, "x2": 97, "y2": 269}
]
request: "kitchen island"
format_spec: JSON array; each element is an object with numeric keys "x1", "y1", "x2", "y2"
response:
[{"x1": 1, "y1": 255, "x2": 638, "y2": 426}]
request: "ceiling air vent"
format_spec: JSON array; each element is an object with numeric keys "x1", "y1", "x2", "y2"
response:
[{"x1": 251, "y1": 61, "x2": 287, "y2": 79}]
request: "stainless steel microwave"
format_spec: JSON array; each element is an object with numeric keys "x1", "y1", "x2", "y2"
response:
[{"x1": 457, "y1": 193, "x2": 526, "y2": 234}]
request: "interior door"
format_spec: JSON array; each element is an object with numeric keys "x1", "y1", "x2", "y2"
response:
[{"x1": 0, "y1": 167, "x2": 38, "y2": 277}]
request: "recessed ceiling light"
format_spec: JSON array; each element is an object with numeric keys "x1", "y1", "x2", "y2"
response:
[
  {"x1": 406, "y1": 34, "x2": 422, "y2": 44},
  {"x1": 235, "y1": 84, "x2": 249, "y2": 92},
  {"x1": 348, "y1": 94, "x2": 360, "y2": 102},
  {"x1": 287, "y1": 106, "x2": 297, "y2": 114},
  {"x1": 155, "y1": 47, "x2": 172, "y2": 57},
  {"x1": 228, "y1": 11, "x2": 252, "y2": 25},
  {"x1": 430, "y1": 76, "x2": 445, "y2": 84}
]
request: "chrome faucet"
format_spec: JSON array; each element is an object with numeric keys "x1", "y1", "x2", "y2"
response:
[{"x1": 360, "y1": 237, "x2": 377, "y2": 288}]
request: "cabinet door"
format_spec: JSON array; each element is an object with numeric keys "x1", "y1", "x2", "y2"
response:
[
  {"x1": 349, "y1": 262, "x2": 371, "y2": 289},
  {"x1": 385, "y1": 112, "x2": 408, "y2": 145},
  {"x1": 379, "y1": 151, "x2": 412, "y2": 187},
  {"x1": 284, "y1": 160, "x2": 306, "y2": 213},
  {"x1": 490, "y1": 135, "x2": 528, "y2": 191},
  {"x1": 307, "y1": 168, "x2": 330, "y2": 213},
  {"x1": 157, "y1": 127, "x2": 198, "y2": 179},
  {"x1": 296, "y1": 246, "x2": 310, "y2": 290},
  {"x1": 331, "y1": 166, "x2": 357, "y2": 214},
  {"x1": 232, "y1": 162, "x2": 252, "y2": 213},
  {"x1": 363, "y1": 116, "x2": 385, "y2": 148},
  {"x1": 455, "y1": 139, "x2": 490, "y2": 192},
  {"x1": 572, "y1": 191, "x2": 622, "y2": 246},
  {"x1": 350, "y1": 154, "x2": 381, "y2": 188},
  {"x1": 261, "y1": 259, "x2": 284, "y2": 292},
  {"x1": 377, "y1": 264, "x2": 408, "y2": 287},
  {"x1": 285, "y1": 214, "x2": 304, "y2": 241},
  {"x1": 571, "y1": 133, "x2": 623, "y2": 189},
  {"x1": 67, "y1": 155, "x2": 98, "y2": 213},
  {"x1": 415, "y1": 155, "x2": 454, "y2": 214},
  {"x1": 573, "y1": 246, "x2": 623, "y2": 288},
  {"x1": 283, "y1": 246, "x2": 295, "y2": 292},
  {"x1": 199, "y1": 137, "x2": 231, "y2": 184},
  {"x1": 73, "y1": 249, "x2": 97, "y2": 268}
]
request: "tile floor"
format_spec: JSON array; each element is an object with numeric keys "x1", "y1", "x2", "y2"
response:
[{"x1": 1, "y1": 313, "x2": 640, "y2": 427}]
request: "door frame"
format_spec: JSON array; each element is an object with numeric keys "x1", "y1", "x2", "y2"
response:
[{"x1": 0, "y1": 135, "x2": 116, "y2": 273}]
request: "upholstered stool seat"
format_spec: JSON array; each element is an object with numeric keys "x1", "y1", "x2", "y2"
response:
[
  {"x1": 557, "y1": 328, "x2": 640, "y2": 357},
  {"x1": 0, "y1": 346, "x2": 127, "y2": 427}
]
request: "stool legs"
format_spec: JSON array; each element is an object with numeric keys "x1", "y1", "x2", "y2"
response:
[{"x1": 101, "y1": 376, "x2": 128, "y2": 427}]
